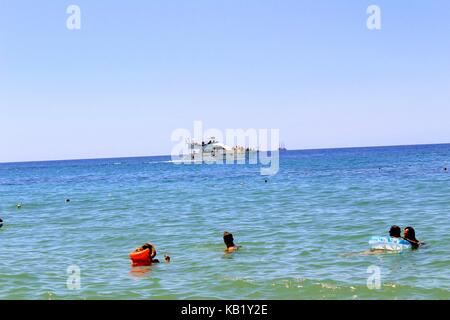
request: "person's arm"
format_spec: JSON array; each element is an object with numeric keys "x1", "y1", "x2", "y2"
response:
[
  {"x1": 150, "y1": 246, "x2": 157, "y2": 259},
  {"x1": 402, "y1": 237, "x2": 420, "y2": 247}
]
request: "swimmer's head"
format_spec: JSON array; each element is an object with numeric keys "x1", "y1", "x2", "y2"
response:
[
  {"x1": 164, "y1": 255, "x2": 170, "y2": 263},
  {"x1": 66, "y1": 199, "x2": 70, "y2": 203},
  {"x1": 389, "y1": 225, "x2": 401, "y2": 238},
  {"x1": 142, "y1": 243, "x2": 156, "y2": 258},
  {"x1": 223, "y1": 231, "x2": 235, "y2": 248},
  {"x1": 404, "y1": 226, "x2": 417, "y2": 241},
  {"x1": 142, "y1": 243, "x2": 153, "y2": 250},
  {"x1": 0, "y1": 218, "x2": 3, "y2": 228}
]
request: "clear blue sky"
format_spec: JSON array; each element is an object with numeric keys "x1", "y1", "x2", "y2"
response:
[{"x1": 1, "y1": 0, "x2": 449, "y2": 162}]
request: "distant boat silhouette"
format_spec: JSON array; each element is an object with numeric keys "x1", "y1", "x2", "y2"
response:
[
  {"x1": 182, "y1": 137, "x2": 258, "y2": 162},
  {"x1": 279, "y1": 142, "x2": 287, "y2": 151}
]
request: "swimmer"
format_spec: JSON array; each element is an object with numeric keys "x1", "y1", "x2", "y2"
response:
[
  {"x1": 444, "y1": 167, "x2": 448, "y2": 172},
  {"x1": 164, "y1": 255, "x2": 171, "y2": 263},
  {"x1": 0, "y1": 218, "x2": 3, "y2": 228},
  {"x1": 361, "y1": 227, "x2": 403, "y2": 255},
  {"x1": 134, "y1": 243, "x2": 160, "y2": 263},
  {"x1": 223, "y1": 231, "x2": 240, "y2": 252},
  {"x1": 346, "y1": 225, "x2": 402, "y2": 256},
  {"x1": 389, "y1": 225, "x2": 401, "y2": 238},
  {"x1": 16, "y1": 203, "x2": 22, "y2": 209},
  {"x1": 66, "y1": 199, "x2": 70, "y2": 203},
  {"x1": 403, "y1": 226, "x2": 423, "y2": 249},
  {"x1": 342, "y1": 225, "x2": 415, "y2": 257}
]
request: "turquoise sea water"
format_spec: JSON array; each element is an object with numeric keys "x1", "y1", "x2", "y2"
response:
[{"x1": 1, "y1": 144, "x2": 449, "y2": 300}]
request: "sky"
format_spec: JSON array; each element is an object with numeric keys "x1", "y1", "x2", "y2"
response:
[{"x1": 1, "y1": 0, "x2": 449, "y2": 162}]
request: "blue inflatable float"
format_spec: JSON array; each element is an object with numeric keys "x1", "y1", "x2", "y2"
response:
[{"x1": 369, "y1": 236, "x2": 411, "y2": 251}]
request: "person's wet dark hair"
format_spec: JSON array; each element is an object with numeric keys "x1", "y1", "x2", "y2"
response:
[
  {"x1": 0, "y1": 218, "x2": 3, "y2": 228},
  {"x1": 389, "y1": 225, "x2": 401, "y2": 237},
  {"x1": 223, "y1": 231, "x2": 235, "y2": 248},
  {"x1": 404, "y1": 226, "x2": 417, "y2": 242},
  {"x1": 142, "y1": 243, "x2": 153, "y2": 251},
  {"x1": 404, "y1": 226, "x2": 421, "y2": 249}
]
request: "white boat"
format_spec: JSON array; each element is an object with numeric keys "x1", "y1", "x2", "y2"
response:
[{"x1": 182, "y1": 137, "x2": 257, "y2": 163}]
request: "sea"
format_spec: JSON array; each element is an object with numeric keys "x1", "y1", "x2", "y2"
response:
[{"x1": 0, "y1": 144, "x2": 449, "y2": 299}]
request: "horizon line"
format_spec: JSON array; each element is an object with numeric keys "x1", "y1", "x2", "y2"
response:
[{"x1": 1, "y1": 141, "x2": 449, "y2": 165}]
